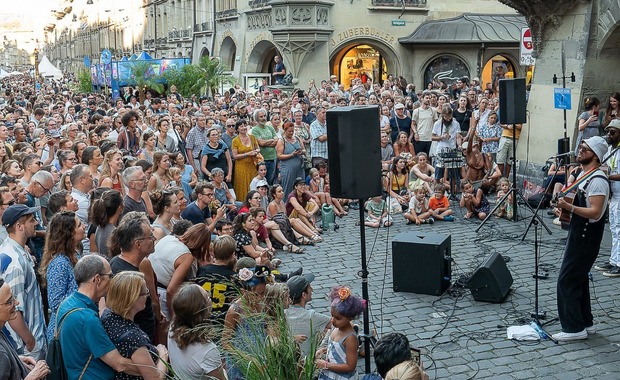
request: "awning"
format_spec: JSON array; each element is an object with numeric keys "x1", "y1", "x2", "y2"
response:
[{"x1": 398, "y1": 13, "x2": 527, "y2": 45}]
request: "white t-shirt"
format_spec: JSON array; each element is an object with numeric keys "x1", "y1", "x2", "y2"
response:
[
  {"x1": 432, "y1": 118, "x2": 461, "y2": 153},
  {"x1": 150, "y1": 235, "x2": 195, "y2": 286},
  {"x1": 167, "y1": 333, "x2": 222, "y2": 379},
  {"x1": 578, "y1": 169, "x2": 609, "y2": 222}
]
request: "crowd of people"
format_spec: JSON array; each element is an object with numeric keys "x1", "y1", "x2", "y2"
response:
[{"x1": 0, "y1": 66, "x2": 618, "y2": 379}]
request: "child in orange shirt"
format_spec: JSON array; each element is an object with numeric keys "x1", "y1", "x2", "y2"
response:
[{"x1": 429, "y1": 184, "x2": 455, "y2": 221}]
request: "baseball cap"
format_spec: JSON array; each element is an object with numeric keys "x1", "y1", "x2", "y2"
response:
[
  {"x1": 256, "y1": 180, "x2": 269, "y2": 188},
  {"x1": 583, "y1": 136, "x2": 608, "y2": 163},
  {"x1": 293, "y1": 177, "x2": 306, "y2": 187},
  {"x1": 287, "y1": 273, "x2": 315, "y2": 300},
  {"x1": 2, "y1": 204, "x2": 38, "y2": 227},
  {"x1": 394, "y1": 103, "x2": 405, "y2": 110}
]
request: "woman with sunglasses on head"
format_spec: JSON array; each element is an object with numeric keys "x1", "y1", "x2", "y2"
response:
[{"x1": 38, "y1": 211, "x2": 85, "y2": 343}]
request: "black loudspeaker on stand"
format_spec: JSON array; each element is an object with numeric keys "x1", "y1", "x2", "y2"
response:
[
  {"x1": 392, "y1": 232, "x2": 452, "y2": 296},
  {"x1": 499, "y1": 78, "x2": 527, "y2": 125},
  {"x1": 467, "y1": 252, "x2": 513, "y2": 303},
  {"x1": 326, "y1": 105, "x2": 383, "y2": 375},
  {"x1": 326, "y1": 105, "x2": 382, "y2": 199}
]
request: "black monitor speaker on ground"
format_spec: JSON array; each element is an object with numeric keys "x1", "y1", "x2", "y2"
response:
[
  {"x1": 499, "y1": 78, "x2": 527, "y2": 125},
  {"x1": 392, "y1": 232, "x2": 452, "y2": 296},
  {"x1": 326, "y1": 106, "x2": 382, "y2": 199},
  {"x1": 467, "y1": 252, "x2": 513, "y2": 303}
]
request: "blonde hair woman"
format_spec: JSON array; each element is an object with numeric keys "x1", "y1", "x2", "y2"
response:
[{"x1": 101, "y1": 271, "x2": 169, "y2": 379}]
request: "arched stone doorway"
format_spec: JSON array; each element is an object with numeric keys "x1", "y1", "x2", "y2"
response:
[
  {"x1": 220, "y1": 37, "x2": 236, "y2": 71},
  {"x1": 330, "y1": 39, "x2": 400, "y2": 89},
  {"x1": 246, "y1": 40, "x2": 278, "y2": 74},
  {"x1": 199, "y1": 47, "x2": 210, "y2": 59}
]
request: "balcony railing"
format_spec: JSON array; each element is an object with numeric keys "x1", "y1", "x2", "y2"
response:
[
  {"x1": 249, "y1": 0, "x2": 270, "y2": 7},
  {"x1": 371, "y1": 0, "x2": 427, "y2": 6},
  {"x1": 215, "y1": 8, "x2": 238, "y2": 20},
  {"x1": 194, "y1": 22, "x2": 213, "y2": 33}
]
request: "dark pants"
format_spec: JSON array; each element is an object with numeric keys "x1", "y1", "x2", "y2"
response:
[
  {"x1": 264, "y1": 159, "x2": 277, "y2": 184},
  {"x1": 414, "y1": 140, "x2": 432, "y2": 156},
  {"x1": 557, "y1": 194, "x2": 605, "y2": 333}
]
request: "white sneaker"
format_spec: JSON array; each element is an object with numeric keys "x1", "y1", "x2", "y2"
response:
[
  {"x1": 586, "y1": 326, "x2": 597, "y2": 335},
  {"x1": 551, "y1": 329, "x2": 588, "y2": 341}
]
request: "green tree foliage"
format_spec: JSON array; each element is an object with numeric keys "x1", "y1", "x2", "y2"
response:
[
  {"x1": 163, "y1": 64, "x2": 204, "y2": 98},
  {"x1": 128, "y1": 61, "x2": 164, "y2": 101},
  {"x1": 195, "y1": 56, "x2": 236, "y2": 98},
  {"x1": 76, "y1": 69, "x2": 92, "y2": 93}
]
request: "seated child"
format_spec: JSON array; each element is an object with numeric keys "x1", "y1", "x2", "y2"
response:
[
  {"x1": 404, "y1": 186, "x2": 434, "y2": 225},
  {"x1": 429, "y1": 184, "x2": 454, "y2": 221},
  {"x1": 364, "y1": 195, "x2": 393, "y2": 228},
  {"x1": 494, "y1": 177, "x2": 513, "y2": 219},
  {"x1": 460, "y1": 179, "x2": 490, "y2": 220}
]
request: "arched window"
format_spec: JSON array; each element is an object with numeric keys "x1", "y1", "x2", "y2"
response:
[{"x1": 424, "y1": 55, "x2": 470, "y2": 90}]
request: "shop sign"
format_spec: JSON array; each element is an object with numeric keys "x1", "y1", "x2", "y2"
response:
[{"x1": 392, "y1": 20, "x2": 406, "y2": 27}]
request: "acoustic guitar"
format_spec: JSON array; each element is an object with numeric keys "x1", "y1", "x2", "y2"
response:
[{"x1": 555, "y1": 192, "x2": 575, "y2": 231}]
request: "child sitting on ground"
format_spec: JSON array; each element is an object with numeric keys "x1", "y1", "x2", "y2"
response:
[
  {"x1": 494, "y1": 177, "x2": 513, "y2": 219},
  {"x1": 404, "y1": 186, "x2": 434, "y2": 225},
  {"x1": 363, "y1": 195, "x2": 393, "y2": 228},
  {"x1": 429, "y1": 184, "x2": 455, "y2": 221},
  {"x1": 460, "y1": 179, "x2": 490, "y2": 220}
]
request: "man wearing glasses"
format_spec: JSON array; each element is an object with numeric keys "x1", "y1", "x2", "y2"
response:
[
  {"x1": 19, "y1": 154, "x2": 43, "y2": 187},
  {"x1": 0, "y1": 204, "x2": 47, "y2": 359},
  {"x1": 181, "y1": 182, "x2": 226, "y2": 231},
  {"x1": 109, "y1": 218, "x2": 158, "y2": 342},
  {"x1": 554, "y1": 136, "x2": 610, "y2": 341},
  {"x1": 24, "y1": 171, "x2": 54, "y2": 261},
  {"x1": 121, "y1": 167, "x2": 148, "y2": 218}
]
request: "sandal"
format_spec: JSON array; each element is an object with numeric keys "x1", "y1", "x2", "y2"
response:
[
  {"x1": 283, "y1": 244, "x2": 293, "y2": 252},
  {"x1": 291, "y1": 245, "x2": 305, "y2": 254},
  {"x1": 298, "y1": 236, "x2": 315, "y2": 245},
  {"x1": 311, "y1": 235, "x2": 323, "y2": 243}
]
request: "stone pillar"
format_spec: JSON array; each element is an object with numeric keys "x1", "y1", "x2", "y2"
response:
[{"x1": 499, "y1": 0, "x2": 597, "y2": 164}]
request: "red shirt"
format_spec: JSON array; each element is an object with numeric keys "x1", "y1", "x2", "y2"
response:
[{"x1": 429, "y1": 195, "x2": 449, "y2": 210}]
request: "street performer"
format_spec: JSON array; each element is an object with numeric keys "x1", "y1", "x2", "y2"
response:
[{"x1": 553, "y1": 136, "x2": 609, "y2": 341}]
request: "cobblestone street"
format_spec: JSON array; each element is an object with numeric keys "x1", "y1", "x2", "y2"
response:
[{"x1": 279, "y1": 201, "x2": 620, "y2": 379}]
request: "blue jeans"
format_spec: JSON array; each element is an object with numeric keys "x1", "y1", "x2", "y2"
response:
[{"x1": 264, "y1": 159, "x2": 277, "y2": 184}]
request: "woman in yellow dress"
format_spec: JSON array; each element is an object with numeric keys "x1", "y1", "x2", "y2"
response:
[{"x1": 232, "y1": 119, "x2": 261, "y2": 201}]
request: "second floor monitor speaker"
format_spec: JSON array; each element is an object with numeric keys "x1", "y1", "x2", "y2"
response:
[
  {"x1": 327, "y1": 106, "x2": 382, "y2": 199},
  {"x1": 467, "y1": 252, "x2": 513, "y2": 303},
  {"x1": 499, "y1": 78, "x2": 527, "y2": 125}
]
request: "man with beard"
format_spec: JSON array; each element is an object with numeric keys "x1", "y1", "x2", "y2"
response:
[
  {"x1": 195, "y1": 235, "x2": 237, "y2": 326},
  {"x1": 553, "y1": 136, "x2": 610, "y2": 341},
  {"x1": 411, "y1": 92, "x2": 438, "y2": 156}
]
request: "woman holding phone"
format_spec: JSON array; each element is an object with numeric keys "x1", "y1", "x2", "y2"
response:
[{"x1": 575, "y1": 97, "x2": 601, "y2": 154}]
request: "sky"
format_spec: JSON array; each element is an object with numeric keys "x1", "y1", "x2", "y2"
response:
[{"x1": 0, "y1": 1, "x2": 56, "y2": 52}]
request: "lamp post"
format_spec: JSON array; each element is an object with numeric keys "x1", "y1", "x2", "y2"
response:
[{"x1": 33, "y1": 48, "x2": 39, "y2": 94}]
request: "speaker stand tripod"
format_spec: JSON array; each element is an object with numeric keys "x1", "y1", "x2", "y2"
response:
[
  {"x1": 476, "y1": 126, "x2": 552, "y2": 234},
  {"x1": 357, "y1": 198, "x2": 372, "y2": 374}
]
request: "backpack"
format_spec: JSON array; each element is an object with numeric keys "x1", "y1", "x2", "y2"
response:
[{"x1": 46, "y1": 308, "x2": 92, "y2": 380}]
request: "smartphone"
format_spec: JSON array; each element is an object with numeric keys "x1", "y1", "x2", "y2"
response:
[
  {"x1": 410, "y1": 347, "x2": 421, "y2": 366},
  {"x1": 297, "y1": 90, "x2": 304, "y2": 99},
  {"x1": 594, "y1": 110, "x2": 599, "y2": 117}
]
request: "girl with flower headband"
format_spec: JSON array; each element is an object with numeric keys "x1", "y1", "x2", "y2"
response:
[{"x1": 316, "y1": 286, "x2": 364, "y2": 380}]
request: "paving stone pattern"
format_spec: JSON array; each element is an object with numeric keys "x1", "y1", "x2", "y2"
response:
[{"x1": 278, "y1": 200, "x2": 620, "y2": 379}]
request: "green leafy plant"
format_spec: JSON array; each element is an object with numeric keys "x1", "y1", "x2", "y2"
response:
[
  {"x1": 225, "y1": 296, "x2": 318, "y2": 380},
  {"x1": 163, "y1": 64, "x2": 204, "y2": 98},
  {"x1": 76, "y1": 68, "x2": 92, "y2": 93},
  {"x1": 195, "y1": 56, "x2": 236, "y2": 99},
  {"x1": 128, "y1": 60, "x2": 164, "y2": 102}
]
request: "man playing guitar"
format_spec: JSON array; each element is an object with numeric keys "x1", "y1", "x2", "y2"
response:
[{"x1": 553, "y1": 136, "x2": 610, "y2": 341}]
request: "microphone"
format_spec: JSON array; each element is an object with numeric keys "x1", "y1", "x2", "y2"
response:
[{"x1": 548, "y1": 152, "x2": 574, "y2": 159}]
